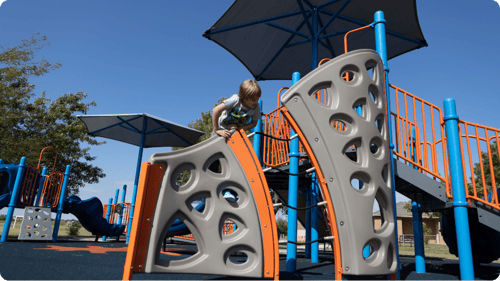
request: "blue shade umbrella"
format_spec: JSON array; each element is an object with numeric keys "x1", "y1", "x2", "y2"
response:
[
  {"x1": 77, "y1": 113, "x2": 204, "y2": 242},
  {"x1": 203, "y1": 0, "x2": 427, "y2": 80}
]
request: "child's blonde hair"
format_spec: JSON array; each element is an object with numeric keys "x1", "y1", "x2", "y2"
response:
[{"x1": 238, "y1": 80, "x2": 261, "y2": 99}]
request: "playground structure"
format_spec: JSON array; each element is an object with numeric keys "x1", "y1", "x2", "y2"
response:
[
  {"x1": 120, "y1": 9, "x2": 500, "y2": 281},
  {"x1": 0, "y1": 147, "x2": 126, "y2": 242}
]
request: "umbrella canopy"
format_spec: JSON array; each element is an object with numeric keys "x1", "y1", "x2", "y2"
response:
[
  {"x1": 203, "y1": 0, "x2": 427, "y2": 80},
  {"x1": 77, "y1": 113, "x2": 204, "y2": 148}
]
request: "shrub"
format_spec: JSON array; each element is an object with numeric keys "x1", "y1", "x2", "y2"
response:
[{"x1": 67, "y1": 222, "x2": 82, "y2": 236}]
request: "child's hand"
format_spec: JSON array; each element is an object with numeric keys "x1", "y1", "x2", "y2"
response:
[{"x1": 216, "y1": 129, "x2": 232, "y2": 139}]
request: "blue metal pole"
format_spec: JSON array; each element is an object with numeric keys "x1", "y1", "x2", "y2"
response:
[
  {"x1": 311, "y1": 172, "x2": 319, "y2": 263},
  {"x1": 374, "y1": 10, "x2": 401, "y2": 278},
  {"x1": 443, "y1": 98, "x2": 475, "y2": 280},
  {"x1": 127, "y1": 116, "x2": 148, "y2": 244},
  {"x1": 286, "y1": 72, "x2": 301, "y2": 272},
  {"x1": 114, "y1": 188, "x2": 119, "y2": 205},
  {"x1": 121, "y1": 185, "x2": 127, "y2": 203},
  {"x1": 52, "y1": 165, "x2": 71, "y2": 242},
  {"x1": 34, "y1": 167, "x2": 47, "y2": 207},
  {"x1": 305, "y1": 189, "x2": 311, "y2": 258},
  {"x1": 102, "y1": 197, "x2": 113, "y2": 242},
  {"x1": 411, "y1": 201, "x2": 426, "y2": 273},
  {"x1": 1, "y1": 157, "x2": 27, "y2": 242},
  {"x1": 252, "y1": 99, "x2": 263, "y2": 165}
]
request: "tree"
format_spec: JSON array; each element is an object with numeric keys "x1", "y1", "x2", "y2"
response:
[
  {"x1": 469, "y1": 141, "x2": 500, "y2": 199},
  {"x1": 0, "y1": 33, "x2": 105, "y2": 195}
]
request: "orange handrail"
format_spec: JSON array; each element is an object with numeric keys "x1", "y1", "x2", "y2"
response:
[{"x1": 344, "y1": 25, "x2": 372, "y2": 54}]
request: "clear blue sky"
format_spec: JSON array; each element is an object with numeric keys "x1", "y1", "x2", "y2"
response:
[{"x1": 1, "y1": 0, "x2": 499, "y2": 219}]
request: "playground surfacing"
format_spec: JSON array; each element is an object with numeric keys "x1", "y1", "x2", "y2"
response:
[{"x1": 1, "y1": 239, "x2": 499, "y2": 280}]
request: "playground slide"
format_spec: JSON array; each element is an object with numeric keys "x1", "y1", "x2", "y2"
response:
[
  {"x1": 63, "y1": 195, "x2": 125, "y2": 237},
  {"x1": 0, "y1": 192, "x2": 11, "y2": 209}
]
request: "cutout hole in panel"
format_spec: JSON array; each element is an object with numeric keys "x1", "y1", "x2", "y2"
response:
[
  {"x1": 186, "y1": 192, "x2": 210, "y2": 215},
  {"x1": 349, "y1": 172, "x2": 370, "y2": 193},
  {"x1": 41, "y1": 234, "x2": 47, "y2": 238},
  {"x1": 381, "y1": 164, "x2": 389, "y2": 184},
  {"x1": 42, "y1": 226, "x2": 47, "y2": 231},
  {"x1": 158, "y1": 214, "x2": 199, "y2": 265},
  {"x1": 222, "y1": 188, "x2": 239, "y2": 203},
  {"x1": 374, "y1": 190, "x2": 389, "y2": 234},
  {"x1": 33, "y1": 231, "x2": 39, "y2": 236},
  {"x1": 27, "y1": 209, "x2": 33, "y2": 214},
  {"x1": 340, "y1": 64, "x2": 359, "y2": 84},
  {"x1": 204, "y1": 153, "x2": 226, "y2": 175},
  {"x1": 171, "y1": 163, "x2": 196, "y2": 192},
  {"x1": 222, "y1": 219, "x2": 237, "y2": 236},
  {"x1": 224, "y1": 246, "x2": 257, "y2": 271},
  {"x1": 33, "y1": 223, "x2": 40, "y2": 229},
  {"x1": 219, "y1": 214, "x2": 247, "y2": 241},
  {"x1": 330, "y1": 113, "x2": 352, "y2": 134},
  {"x1": 363, "y1": 239, "x2": 381, "y2": 262},
  {"x1": 368, "y1": 85, "x2": 379, "y2": 107},
  {"x1": 353, "y1": 98, "x2": 367, "y2": 119},
  {"x1": 365, "y1": 59, "x2": 378, "y2": 81},
  {"x1": 217, "y1": 183, "x2": 247, "y2": 208},
  {"x1": 308, "y1": 82, "x2": 334, "y2": 107},
  {"x1": 387, "y1": 243, "x2": 394, "y2": 269},
  {"x1": 375, "y1": 114, "x2": 385, "y2": 137},
  {"x1": 229, "y1": 251, "x2": 248, "y2": 265},
  {"x1": 342, "y1": 138, "x2": 361, "y2": 164},
  {"x1": 370, "y1": 137, "x2": 384, "y2": 158}
]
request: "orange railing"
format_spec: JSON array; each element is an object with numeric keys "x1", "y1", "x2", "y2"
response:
[
  {"x1": 109, "y1": 202, "x2": 131, "y2": 234},
  {"x1": 390, "y1": 85, "x2": 449, "y2": 190},
  {"x1": 458, "y1": 120, "x2": 500, "y2": 210}
]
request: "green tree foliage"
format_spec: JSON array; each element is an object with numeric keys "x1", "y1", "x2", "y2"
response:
[
  {"x1": 0, "y1": 33, "x2": 105, "y2": 195},
  {"x1": 276, "y1": 217, "x2": 288, "y2": 237},
  {"x1": 468, "y1": 141, "x2": 500, "y2": 199},
  {"x1": 67, "y1": 221, "x2": 82, "y2": 236}
]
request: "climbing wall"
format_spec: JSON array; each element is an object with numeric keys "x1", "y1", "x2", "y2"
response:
[
  {"x1": 281, "y1": 49, "x2": 397, "y2": 275},
  {"x1": 123, "y1": 131, "x2": 278, "y2": 280}
]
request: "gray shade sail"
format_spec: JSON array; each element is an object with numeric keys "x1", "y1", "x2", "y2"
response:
[
  {"x1": 203, "y1": 0, "x2": 427, "y2": 81},
  {"x1": 77, "y1": 113, "x2": 204, "y2": 148}
]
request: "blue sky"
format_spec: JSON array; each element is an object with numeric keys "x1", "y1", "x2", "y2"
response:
[{"x1": 1, "y1": 0, "x2": 499, "y2": 219}]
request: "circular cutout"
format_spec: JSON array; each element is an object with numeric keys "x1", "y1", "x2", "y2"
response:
[
  {"x1": 340, "y1": 65, "x2": 359, "y2": 84},
  {"x1": 370, "y1": 137, "x2": 384, "y2": 159},
  {"x1": 171, "y1": 163, "x2": 196, "y2": 192}
]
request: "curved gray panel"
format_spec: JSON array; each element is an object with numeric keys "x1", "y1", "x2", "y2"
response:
[
  {"x1": 143, "y1": 135, "x2": 265, "y2": 278},
  {"x1": 281, "y1": 49, "x2": 397, "y2": 275}
]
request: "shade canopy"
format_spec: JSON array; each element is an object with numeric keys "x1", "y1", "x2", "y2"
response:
[
  {"x1": 203, "y1": 0, "x2": 427, "y2": 80},
  {"x1": 77, "y1": 113, "x2": 204, "y2": 148}
]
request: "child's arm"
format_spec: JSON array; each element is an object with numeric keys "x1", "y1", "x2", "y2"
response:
[{"x1": 212, "y1": 103, "x2": 232, "y2": 138}]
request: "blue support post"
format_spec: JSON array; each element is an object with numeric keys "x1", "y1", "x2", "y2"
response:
[
  {"x1": 127, "y1": 118, "x2": 147, "y2": 244},
  {"x1": 443, "y1": 98, "x2": 475, "y2": 280},
  {"x1": 305, "y1": 188, "x2": 311, "y2": 258},
  {"x1": 411, "y1": 201, "x2": 426, "y2": 273},
  {"x1": 114, "y1": 188, "x2": 119, "y2": 205},
  {"x1": 311, "y1": 172, "x2": 319, "y2": 263},
  {"x1": 118, "y1": 185, "x2": 127, "y2": 225},
  {"x1": 286, "y1": 72, "x2": 301, "y2": 272},
  {"x1": 374, "y1": 10, "x2": 401, "y2": 278},
  {"x1": 102, "y1": 197, "x2": 113, "y2": 242},
  {"x1": 34, "y1": 167, "x2": 47, "y2": 207},
  {"x1": 1, "y1": 157, "x2": 27, "y2": 242},
  {"x1": 52, "y1": 165, "x2": 71, "y2": 242},
  {"x1": 252, "y1": 99, "x2": 263, "y2": 165}
]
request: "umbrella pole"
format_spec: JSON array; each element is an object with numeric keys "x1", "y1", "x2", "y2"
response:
[{"x1": 126, "y1": 117, "x2": 147, "y2": 244}]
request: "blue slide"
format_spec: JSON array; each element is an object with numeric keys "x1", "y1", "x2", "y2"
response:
[
  {"x1": 63, "y1": 195, "x2": 125, "y2": 237},
  {"x1": 0, "y1": 192, "x2": 11, "y2": 210}
]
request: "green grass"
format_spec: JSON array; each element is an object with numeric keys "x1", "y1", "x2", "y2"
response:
[{"x1": 0, "y1": 220, "x2": 93, "y2": 237}]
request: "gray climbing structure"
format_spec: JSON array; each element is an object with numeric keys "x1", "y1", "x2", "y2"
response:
[
  {"x1": 123, "y1": 131, "x2": 279, "y2": 280},
  {"x1": 280, "y1": 49, "x2": 397, "y2": 275}
]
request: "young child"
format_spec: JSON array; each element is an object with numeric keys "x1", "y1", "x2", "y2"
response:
[{"x1": 212, "y1": 79, "x2": 262, "y2": 139}]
